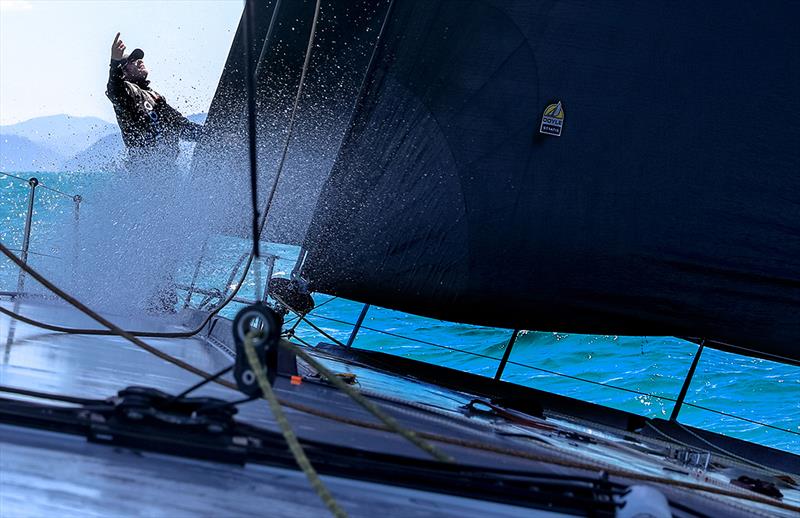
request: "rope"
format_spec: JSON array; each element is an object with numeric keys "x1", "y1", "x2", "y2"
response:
[
  {"x1": 281, "y1": 339, "x2": 454, "y2": 464},
  {"x1": 243, "y1": 330, "x2": 347, "y2": 518},
  {"x1": 243, "y1": 0, "x2": 263, "y2": 301}
]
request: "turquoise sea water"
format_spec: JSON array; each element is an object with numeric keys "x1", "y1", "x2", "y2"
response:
[{"x1": 1, "y1": 171, "x2": 798, "y2": 456}]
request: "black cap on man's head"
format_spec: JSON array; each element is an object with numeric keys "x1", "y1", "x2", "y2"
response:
[{"x1": 121, "y1": 48, "x2": 144, "y2": 65}]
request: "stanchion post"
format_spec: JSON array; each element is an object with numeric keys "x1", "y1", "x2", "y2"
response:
[
  {"x1": 15, "y1": 177, "x2": 39, "y2": 295},
  {"x1": 262, "y1": 254, "x2": 276, "y2": 301},
  {"x1": 345, "y1": 304, "x2": 370, "y2": 349},
  {"x1": 72, "y1": 194, "x2": 82, "y2": 279},
  {"x1": 7, "y1": 177, "x2": 38, "y2": 348},
  {"x1": 494, "y1": 329, "x2": 520, "y2": 381},
  {"x1": 670, "y1": 341, "x2": 705, "y2": 421},
  {"x1": 184, "y1": 239, "x2": 208, "y2": 308}
]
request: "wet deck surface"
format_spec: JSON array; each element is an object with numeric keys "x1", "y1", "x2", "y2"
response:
[{"x1": 1, "y1": 298, "x2": 798, "y2": 517}]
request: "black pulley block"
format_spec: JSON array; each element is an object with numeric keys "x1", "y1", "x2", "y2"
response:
[
  {"x1": 232, "y1": 303, "x2": 282, "y2": 396},
  {"x1": 269, "y1": 277, "x2": 315, "y2": 315}
]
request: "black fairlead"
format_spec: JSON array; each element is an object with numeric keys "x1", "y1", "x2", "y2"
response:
[{"x1": 233, "y1": 303, "x2": 282, "y2": 396}]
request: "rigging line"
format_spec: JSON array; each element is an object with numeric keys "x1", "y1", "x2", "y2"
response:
[
  {"x1": 1, "y1": 172, "x2": 31, "y2": 183},
  {"x1": 2, "y1": 248, "x2": 62, "y2": 260},
  {"x1": 683, "y1": 336, "x2": 800, "y2": 369},
  {"x1": 0, "y1": 304, "x2": 200, "y2": 338},
  {"x1": 307, "y1": 314, "x2": 678, "y2": 403},
  {"x1": 310, "y1": 313, "x2": 505, "y2": 360},
  {"x1": 255, "y1": 0, "x2": 322, "y2": 249},
  {"x1": 276, "y1": 298, "x2": 348, "y2": 348},
  {"x1": 36, "y1": 182, "x2": 75, "y2": 200},
  {"x1": 170, "y1": 364, "x2": 234, "y2": 401},
  {"x1": 283, "y1": 296, "x2": 339, "y2": 328},
  {"x1": 244, "y1": 331, "x2": 348, "y2": 518},
  {"x1": 0, "y1": 384, "x2": 104, "y2": 406}
]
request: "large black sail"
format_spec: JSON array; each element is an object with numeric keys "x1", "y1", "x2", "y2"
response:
[{"x1": 301, "y1": 1, "x2": 800, "y2": 362}]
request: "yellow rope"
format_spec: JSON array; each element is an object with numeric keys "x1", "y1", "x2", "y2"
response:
[
  {"x1": 281, "y1": 338, "x2": 454, "y2": 464},
  {"x1": 243, "y1": 330, "x2": 348, "y2": 518}
]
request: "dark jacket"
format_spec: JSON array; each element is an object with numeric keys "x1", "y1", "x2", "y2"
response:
[{"x1": 106, "y1": 59, "x2": 202, "y2": 163}]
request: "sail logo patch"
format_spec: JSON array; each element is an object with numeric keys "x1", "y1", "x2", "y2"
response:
[{"x1": 539, "y1": 101, "x2": 564, "y2": 137}]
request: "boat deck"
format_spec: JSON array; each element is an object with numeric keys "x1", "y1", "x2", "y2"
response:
[{"x1": 1, "y1": 298, "x2": 797, "y2": 517}]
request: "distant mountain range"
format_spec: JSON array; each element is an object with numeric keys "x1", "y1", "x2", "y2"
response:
[
  {"x1": 0, "y1": 134, "x2": 63, "y2": 172},
  {"x1": 0, "y1": 113, "x2": 207, "y2": 173}
]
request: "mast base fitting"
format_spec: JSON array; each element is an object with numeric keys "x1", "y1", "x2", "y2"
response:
[{"x1": 232, "y1": 303, "x2": 282, "y2": 396}]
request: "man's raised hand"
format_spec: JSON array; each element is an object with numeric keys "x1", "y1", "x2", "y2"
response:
[{"x1": 111, "y1": 32, "x2": 126, "y2": 61}]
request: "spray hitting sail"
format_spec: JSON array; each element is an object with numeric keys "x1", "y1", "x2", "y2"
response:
[
  {"x1": 198, "y1": 0, "x2": 390, "y2": 243},
  {"x1": 300, "y1": 0, "x2": 800, "y2": 362}
]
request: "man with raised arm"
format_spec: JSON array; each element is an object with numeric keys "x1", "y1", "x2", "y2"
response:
[
  {"x1": 106, "y1": 33, "x2": 202, "y2": 314},
  {"x1": 106, "y1": 32, "x2": 203, "y2": 165}
]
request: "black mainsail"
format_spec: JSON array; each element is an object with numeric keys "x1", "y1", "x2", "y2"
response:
[{"x1": 300, "y1": 1, "x2": 800, "y2": 362}]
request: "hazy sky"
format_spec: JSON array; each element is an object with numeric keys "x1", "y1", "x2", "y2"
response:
[{"x1": 0, "y1": 0, "x2": 243, "y2": 125}]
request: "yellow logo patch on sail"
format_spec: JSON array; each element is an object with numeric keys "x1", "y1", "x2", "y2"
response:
[{"x1": 540, "y1": 101, "x2": 564, "y2": 136}]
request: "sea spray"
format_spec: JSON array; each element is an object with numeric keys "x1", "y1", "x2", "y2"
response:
[{"x1": 57, "y1": 160, "x2": 202, "y2": 315}]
